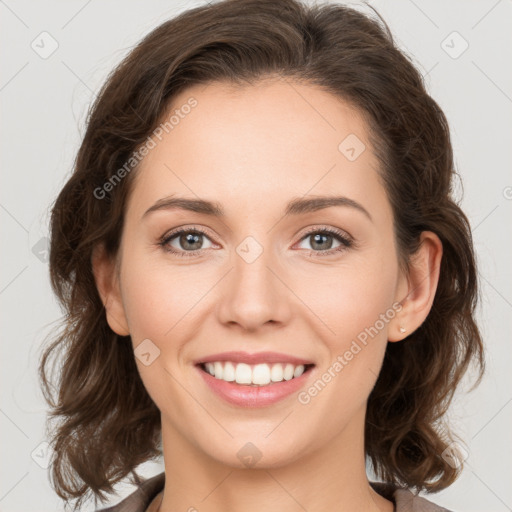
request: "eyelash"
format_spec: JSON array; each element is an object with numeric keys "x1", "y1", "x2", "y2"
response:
[{"x1": 158, "y1": 225, "x2": 353, "y2": 259}]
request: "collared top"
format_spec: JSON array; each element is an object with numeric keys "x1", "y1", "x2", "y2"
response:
[{"x1": 95, "y1": 472, "x2": 452, "y2": 512}]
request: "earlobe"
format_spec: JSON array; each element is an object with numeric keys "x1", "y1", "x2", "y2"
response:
[
  {"x1": 389, "y1": 231, "x2": 443, "y2": 342},
  {"x1": 91, "y1": 244, "x2": 130, "y2": 336}
]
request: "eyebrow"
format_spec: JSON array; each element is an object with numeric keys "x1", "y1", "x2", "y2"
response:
[{"x1": 142, "y1": 195, "x2": 372, "y2": 221}]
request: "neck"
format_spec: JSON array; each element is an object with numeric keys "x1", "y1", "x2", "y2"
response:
[{"x1": 155, "y1": 407, "x2": 393, "y2": 512}]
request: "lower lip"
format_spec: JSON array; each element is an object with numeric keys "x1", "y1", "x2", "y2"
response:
[{"x1": 196, "y1": 364, "x2": 314, "y2": 408}]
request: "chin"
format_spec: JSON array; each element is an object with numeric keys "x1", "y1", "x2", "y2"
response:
[{"x1": 197, "y1": 432, "x2": 310, "y2": 470}]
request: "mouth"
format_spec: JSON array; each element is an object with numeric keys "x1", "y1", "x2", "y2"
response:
[
  {"x1": 196, "y1": 361, "x2": 316, "y2": 387},
  {"x1": 193, "y1": 351, "x2": 317, "y2": 407}
]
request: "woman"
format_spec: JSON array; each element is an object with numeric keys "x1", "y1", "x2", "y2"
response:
[{"x1": 39, "y1": 0, "x2": 484, "y2": 511}]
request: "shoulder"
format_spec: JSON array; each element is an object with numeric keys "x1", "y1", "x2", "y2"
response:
[
  {"x1": 371, "y1": 482, "x2": 454, "y2": 512},
  {"x1": 95, "y1": 472, "x2": 165, "y2": 512},
  {"x1": 96, "y1": 474, "x2": 454, "y2": 512}
]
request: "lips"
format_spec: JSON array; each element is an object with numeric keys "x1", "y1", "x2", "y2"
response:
[
  {"x1": 193, "y1": 351, "x2": 315, "y2": 366},
  {"x1": 193, "y1": 351, "x2": 316, "y2": 407},
  {"x1": 196, "y1": 364, "x2": 314, "y2": 407}
]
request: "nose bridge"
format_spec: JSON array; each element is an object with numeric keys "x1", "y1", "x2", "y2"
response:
[{"x1": 217, "y1": 233, "x2": 289, "y2": 330}]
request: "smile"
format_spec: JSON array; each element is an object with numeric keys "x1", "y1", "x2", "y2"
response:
[
  {"x1": 200, "y1": 361, "x2": 315, "y2": 386},
  {"x1": 195, "y1": 361, "x2": 316, "y2": 408}
]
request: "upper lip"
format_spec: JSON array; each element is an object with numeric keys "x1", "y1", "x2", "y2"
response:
[{"x1": 194, "y1": 351, "x2": 315, "y2": 366}]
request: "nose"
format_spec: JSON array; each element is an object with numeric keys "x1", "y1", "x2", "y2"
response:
[{"x1": 216, "y1": 239, "x2": 292, "y2": 332}]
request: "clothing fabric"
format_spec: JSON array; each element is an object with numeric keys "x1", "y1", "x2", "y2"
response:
[{"x1": 95, "y1": 471, "x2": 453, "y2": 512}]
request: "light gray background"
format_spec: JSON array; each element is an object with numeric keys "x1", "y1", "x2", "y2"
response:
[{"x1": 1, "y1": 0, "x2": 511, "y2": 511}]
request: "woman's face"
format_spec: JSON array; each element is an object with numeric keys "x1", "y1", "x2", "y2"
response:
[{"x1": 107, "y1": 78, "x2": 409, "y2": 468}]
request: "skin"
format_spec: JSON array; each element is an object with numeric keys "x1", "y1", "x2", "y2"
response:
[{"x1": 93, "y1": 76, "x2": 442, "y2": 512}]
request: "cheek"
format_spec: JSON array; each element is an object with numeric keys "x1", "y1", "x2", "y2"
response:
[
  {"x1": 299, "y1": 249, "x2": 398, "y2": 389},
  {"x1": 120, "y1": 248, "x2": 210, "y2": 341},
  {"x1": 300, "y1": 254, "x2": 397, "y2": 340},
  {"x1": 118, "y1": 253, "x2": 204, "y2": 408}
]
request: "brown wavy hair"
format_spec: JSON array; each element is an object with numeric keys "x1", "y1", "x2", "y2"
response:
[{"x1": 39, "y1": 0, "x2": 485, "y2": 509}]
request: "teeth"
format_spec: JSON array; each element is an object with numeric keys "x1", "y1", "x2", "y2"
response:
[
  {"x1": 223, "y1": 361, "x2": 236, "y2": 381},
  {"x1": 283, "y1": 363, "x2": 295, "y2": 381},
  {"x1": 253, "y1": 364, "x2": 271, "y2": 385},
  {"x1": 235, "y1": 363, "x2": 252, "y2": 384},
  {"x1": 202, "y1": 361, "x2": 308, "y2": 386}
]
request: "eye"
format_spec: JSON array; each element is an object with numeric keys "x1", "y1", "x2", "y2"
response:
[
  {"x1": 159, "y1": 226, "x2": 215, "y2": 257},
  {"x1": 158, "y1": 225, "x2": 353, "y2": 258},
  {"x1": 295, "y1": 227, "x2": 353, "y2": 257}
]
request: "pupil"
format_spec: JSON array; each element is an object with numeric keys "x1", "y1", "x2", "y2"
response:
[
  {"x1": 311, "y1": 233, "x2": 332, "y2": 250},
  {"x1": 182, "y1": 232, "x2": 202, "y2": 250}
]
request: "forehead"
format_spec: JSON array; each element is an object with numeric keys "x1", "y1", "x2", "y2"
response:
[{"x1": 127, "y1": 78, "x2": 388, "y2": 220}]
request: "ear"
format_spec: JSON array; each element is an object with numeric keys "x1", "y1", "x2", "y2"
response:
[
  {"x1": 388, "y1": 231, "x2": 443, "y2": 342},
  {"x1": 91, "y1": 244, "x2": 130, "y2": 336}
]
